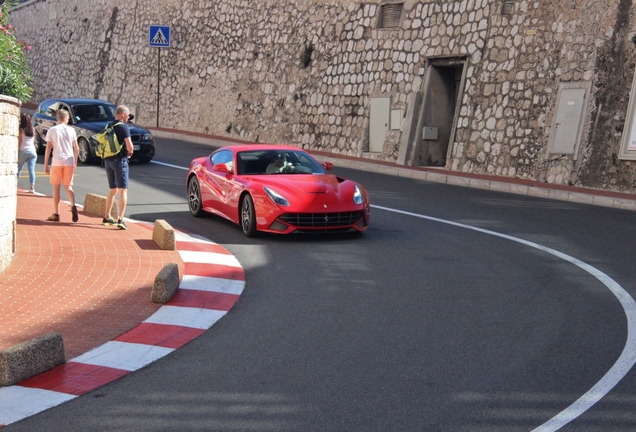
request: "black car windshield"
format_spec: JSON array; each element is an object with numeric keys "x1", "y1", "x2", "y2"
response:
[
  {"x1": 237, "y1": 150, "x2": 327, "y2": 175},
  {"x1": 71, "y1": 103, "x2": 116, "y2": 122}
]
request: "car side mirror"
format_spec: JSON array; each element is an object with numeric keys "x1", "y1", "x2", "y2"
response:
[
  {"x1": 323, "y1": 161, "x2": 333, "y2": 171},
  {"x1": 214, "y1": 163, "x2": 233, "y2": 174}
]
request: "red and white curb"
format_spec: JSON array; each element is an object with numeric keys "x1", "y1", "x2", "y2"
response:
[{"x1": 0, "y1": 230, "x2": 245, "y2": 427}]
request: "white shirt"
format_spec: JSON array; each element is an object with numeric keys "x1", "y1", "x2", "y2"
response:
[
  {"x1": 19, "y1": 132, "x2": 36, "y2": 153},
  {"x1": 266, "y1": 161, "x2": 291, "y2": 173},
  {"x1": 46, "y1": 124, "x2": 77, "y2": 166}
]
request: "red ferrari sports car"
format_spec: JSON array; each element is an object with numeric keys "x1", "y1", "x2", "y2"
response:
[{"x1": 186, "y1": 144, "x2": 370, "y2": 236}]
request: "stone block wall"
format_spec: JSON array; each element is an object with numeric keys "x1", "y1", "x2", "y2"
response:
[
  {"x1": 0, "y1": 95, "x2": 19, "y2": 273},
  {"x1": 9, "y1": 0, "x2": 636, "y2": 192}
]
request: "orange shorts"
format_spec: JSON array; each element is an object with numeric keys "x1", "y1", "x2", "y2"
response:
[{"x1": 49, "y1": 166, "x2": 75, "y2": 186}]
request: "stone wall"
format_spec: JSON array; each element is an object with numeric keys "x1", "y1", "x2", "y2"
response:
[
  {"x1": 0, "y1": 95, "x2": 19, "y2": 273},
  {"x1": 9, "y1": 0, "x2": 636, "y2": 192}
]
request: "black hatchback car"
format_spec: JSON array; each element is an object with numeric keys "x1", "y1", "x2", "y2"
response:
[{"x1": 32, "y1": 98, "x2": 155, "y2": 164}]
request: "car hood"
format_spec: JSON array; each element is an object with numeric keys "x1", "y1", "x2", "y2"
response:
[{"x1": 251, "y1": 174, "x2": 360, "y2": 206}]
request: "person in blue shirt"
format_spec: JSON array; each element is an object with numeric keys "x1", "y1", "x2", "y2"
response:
[{"x1": 102, "y1": 105, "x2": 134, "y2": 230}]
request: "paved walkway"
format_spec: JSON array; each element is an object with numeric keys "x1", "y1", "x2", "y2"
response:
[
  {"x1": 0, "y1": 191, "x2": 179, "y2": 359},
  {"x1": 0, "y1": 190, "x2": 246, "y2": 427}
]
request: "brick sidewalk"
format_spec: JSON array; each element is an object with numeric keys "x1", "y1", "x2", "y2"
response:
[{"x1": 0, "y1": 191, "x2": 183, "y2": 359}]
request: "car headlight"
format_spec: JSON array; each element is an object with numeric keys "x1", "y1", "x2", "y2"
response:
[
  {"x1": 142, "y1": 133, "x2": 153, "y2": 140},
  {"x1": 264, "y1": 186, "x2": 290, "y2": 206},
  {"x1": 353, "y1": 184, "x2": 364, "y2": 205}
]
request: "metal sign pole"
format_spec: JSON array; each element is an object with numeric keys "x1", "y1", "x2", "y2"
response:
[
  {"x1": 149, "y1": 25, "x2": 170, "y2": 129},
  {"x1": 157, "y1": 48, "x2": 160, "y2": 128}
]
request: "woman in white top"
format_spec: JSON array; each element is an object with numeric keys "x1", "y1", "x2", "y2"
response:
[{"x1": 17, "y1": 113, "x2": 37, "y2": 193}]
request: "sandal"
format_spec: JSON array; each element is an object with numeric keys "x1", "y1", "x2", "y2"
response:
[
  {"x1": 71, "y1": 206, "x2": 79, "y2": 222},
  {"x1": 47, "y1": 213, "x2": 60, "y2": 222}
]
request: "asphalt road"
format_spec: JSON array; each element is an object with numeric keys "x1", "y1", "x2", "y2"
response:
[{"x1": 11, "y1": 137, "x2": 636, "y2": 431}]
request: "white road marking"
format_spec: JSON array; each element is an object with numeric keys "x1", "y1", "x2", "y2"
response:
[
  {"x1": 151, "y1": 160, "x2": 189, "y2": 170},
  {"x1": 179, "y1": 250, "x2": 243, "y2": 268},
  {"x1": 0, "y1": 387, "x2": 76, "y2": 425},
  {"x1": 144, "y1": 305, "x2": 227, "y2": 329},
  {"x1": 180, "y1": 275, "x2": 245, "y2": 295},
  {"x1": 71, "y1": 341, "x2": 174, "y2": 371},
  {"x1": 371, "y1": 204, "x2": 636, "y2": 432}
]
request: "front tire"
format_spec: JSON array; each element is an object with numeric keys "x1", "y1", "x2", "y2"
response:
[
  {"x1": 77, "y1": 137, "x2": 92, "y2": 164},
  {"x1": 241, "y1": 194, "x2": 257, "y2": 237},
  {"x1": 188, "y1": 176, "x2": 204, "y2": 217}
]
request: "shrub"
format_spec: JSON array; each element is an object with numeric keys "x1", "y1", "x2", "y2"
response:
[{"x1": 0, "y1": 0, "x2": 33, "y2": 102}]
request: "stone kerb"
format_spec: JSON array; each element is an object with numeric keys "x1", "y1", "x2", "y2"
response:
[
  {"x1": 151, "y1": 263, "x2": 180, "y2": 304},
  {"x1": 83, "y1": 193, "x2": 119, "y2": 219},
  {"x1": 151, "y1": 220, "x2": 179, "y2": 303},
  {"x1": 0, "y1": 332, "x2": 65, "y2": 386},
  {"x1": 152, "y1": 219, "x2": 176, "y2": 250},
  {"x1": 0, "y1": 95, "x2": 20, "y2": 274}
]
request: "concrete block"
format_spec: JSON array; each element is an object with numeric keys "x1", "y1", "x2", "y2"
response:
[
  {"x1": 0, "y1": 332, "x2": 65, "y2": 386},
  {"x1": 83, "y1": 193, "x2": 119, "y2": 219},
  {"x1": 151, "y1": 263, "x2": 180, "y2": 303},
  {"x1": 152, "y1": 219, "x2": 176, "y2": 250}
]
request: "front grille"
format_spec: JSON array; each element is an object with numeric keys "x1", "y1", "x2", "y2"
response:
[{"x1": 279, "y1": 211, "x2": 364, "y2": 228}]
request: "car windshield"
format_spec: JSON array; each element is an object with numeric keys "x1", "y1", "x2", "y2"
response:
[
  {"x1": 71, "y1": 103, "x2": 116, "y2": 122},
  {"x1": 236, "y1": 150, "x2": 327, "y2": 175}
]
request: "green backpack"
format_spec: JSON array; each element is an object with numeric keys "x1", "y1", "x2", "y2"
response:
[{"x1": 94, "y1": 121, "x2": 123, "y2": 158}]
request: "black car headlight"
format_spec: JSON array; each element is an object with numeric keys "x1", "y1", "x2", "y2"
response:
[{"x1": 142, "y1": 133, "x2": 153, "y2": 141}]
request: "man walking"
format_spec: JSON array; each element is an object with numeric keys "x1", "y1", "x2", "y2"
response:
[
  {"x1": 44, "y1": 109, "x2": 79, "y2": 222},
  {"x1": 102, "y1": 105, "x2": 134, "y2": 230}
]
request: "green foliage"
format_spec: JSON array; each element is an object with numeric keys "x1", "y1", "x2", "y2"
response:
[{"x1": 0, "y1": 0, "x2": 33, "y2": 102}]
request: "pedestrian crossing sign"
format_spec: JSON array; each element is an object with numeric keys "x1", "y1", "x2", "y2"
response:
[{"x1": 149, "y1": 25, "x2": 170, "y2": 47}]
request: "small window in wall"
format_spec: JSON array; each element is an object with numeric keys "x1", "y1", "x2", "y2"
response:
[
  {"x1": 501, "y1": 1, "x2": 515, "y2": 16},
  {"x1": 619, "y1": 70, "x2": 636, "y2": 160},
  {"x1": 378, "y1": 3, "x2": 403, "y2": 29}
]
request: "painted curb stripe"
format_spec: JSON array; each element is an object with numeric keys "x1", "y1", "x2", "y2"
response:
[
  {"x1": 180, "y1": 275, "x2": 245, "y2": 295},
  {"x1": 168, "y1": 289, "x2": 240, "y2": 311},
  {"x1": 143, "y1": 305, "x2": 227, "y2": 330},
  {"x1": 17, "y1": 362, "x2": 129, "y2": 396},
  {"x1": 0, "y1": 386, "x2": 76, "y2": 425},
  {"x1": 71, "y1": 341, "x2": 175, "y2": 371},
  {"x1": 176, "y1": 241, "x2": 232, "y2": 254},
  {"x1": 179, "y1": 250, "x2": 242, "y2": 267},
  {"x1": 183, "y1": 262, "x2": 246, "y2": 280},
  {"x1": 114, "y1": 323, "x2": 206, "y2": 349},
  {"x1": 174, "y1": 232, "x2": 216, "y2": 243}
]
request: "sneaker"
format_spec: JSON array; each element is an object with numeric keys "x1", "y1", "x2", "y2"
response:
[
  {"x1": 117, "y1": 219, "x2": 127, "y2": 230},
  {"x1": 102, "y1": 217, "x2": 115, "y2": 225},
  {"x1": 28, "y1": 187, "x2": 35, "y2": 194},
  {"x1": 47, "y1": 213, "x2": 60, "y2": 222},
  {"x1": 71, "y1": 206, "x2": 79, "y2": 222}
]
